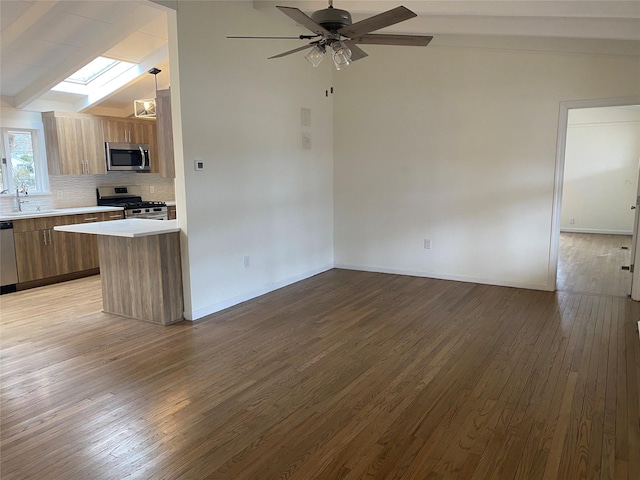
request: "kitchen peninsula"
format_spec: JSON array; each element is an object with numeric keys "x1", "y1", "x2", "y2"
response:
[{"x1": 55, "y1": 219, "x2": 183, "y2": 325}]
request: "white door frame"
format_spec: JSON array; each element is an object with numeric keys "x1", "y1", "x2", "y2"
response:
[{"x1": 549, "y1": 96, "x2": 640, "y2": 298}]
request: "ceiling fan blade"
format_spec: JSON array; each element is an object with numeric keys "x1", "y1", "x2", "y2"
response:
[
  {"x1": 268, "y1": 44, "x2": 314, "y2": 59},
  {"x1": 276, "y1": 6, "x2": 333, "y2": 37},
  {"x1": 338, "y1": 6, "x2": 416, "y2": 38},
  {"x1": 352, "y1": 34, "x2": 433, "y2": 47},
  {"x1": 227, "y1": 36, "x2": 313, "y2": 40},
  {"x1": 342, "y1": 41, "x2": 368, "y2": 61}
]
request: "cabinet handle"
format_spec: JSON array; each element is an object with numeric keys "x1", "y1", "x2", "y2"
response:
[
  {"x1": 110, "y1": 215, "x2": 122, "y2": 219},
  {"x1": 43, "y1": 230, "x2": 47, "y2": 245},
  {"x1": 83, "y1": 217, "x2": 98, "y2": 222}
]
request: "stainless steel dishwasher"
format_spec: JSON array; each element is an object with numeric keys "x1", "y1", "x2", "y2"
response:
[{"x1": 1, "y1": 221, "x2": 18, "y2": 294}]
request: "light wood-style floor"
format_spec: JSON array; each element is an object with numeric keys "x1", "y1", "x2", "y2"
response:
[
  {"x1": 557, "y1": 232, "x2": 633, "y2": 297},
  {"x1": 1, "y1": 235, "x2": 639, "y2": 479}
]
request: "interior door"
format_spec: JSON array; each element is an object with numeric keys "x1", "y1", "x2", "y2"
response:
[{"x1": 630, "y1": 159, "x2": 640, "y2": 300}]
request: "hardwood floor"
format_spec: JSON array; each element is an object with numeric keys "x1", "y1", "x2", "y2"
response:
[
  {"x1": 1, "y1": 258, "x2": 639, "y2": 478},
  {"x1": 557, "y1": 232, "x2": 633, "y2": 297}
]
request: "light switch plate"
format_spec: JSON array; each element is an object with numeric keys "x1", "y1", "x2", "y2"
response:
[
  {"x1": 301, "y1": 107, "x2": 311, "y2": 127},
  {"x1": 302, "y1": 133, "x2": 312, "y2": 150}
]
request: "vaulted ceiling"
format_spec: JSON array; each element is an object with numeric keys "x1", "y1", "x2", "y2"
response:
[{"x1": 1, "y1": 1, "x2": 638, "y2": 116}]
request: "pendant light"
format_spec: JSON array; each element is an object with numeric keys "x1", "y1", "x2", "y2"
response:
[{"x1": 134, "y1": 68, "x2": 161, "y2": 118}]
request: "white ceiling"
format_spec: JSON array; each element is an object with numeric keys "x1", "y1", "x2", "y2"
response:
[
  {"x1": 1, "y1": 0, "x2": 170, "y2": 116},
  {"x1": 1, "y1": 0, "x2": 639, "y2": 116}
]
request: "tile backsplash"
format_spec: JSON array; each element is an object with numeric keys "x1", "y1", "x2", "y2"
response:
[{"x1": 0, "y1": 173, "x2": 175, "y2": 213}]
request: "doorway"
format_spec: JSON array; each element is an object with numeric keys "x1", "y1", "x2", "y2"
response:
[{"x1": 550, "y1": 97, "x2": 640, "y2": 300}]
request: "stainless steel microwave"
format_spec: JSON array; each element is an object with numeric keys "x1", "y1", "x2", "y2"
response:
[{"x1": 105, "y1": 142, "x2": 150, "y2": 172}]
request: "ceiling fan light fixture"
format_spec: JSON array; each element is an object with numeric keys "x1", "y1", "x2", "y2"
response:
[
  {"x1": 331, "y1": 41, "x2": 352, "y2": 70},
  {"x1": 305, "y1": 45, "x2": 325, "y2": 67}
]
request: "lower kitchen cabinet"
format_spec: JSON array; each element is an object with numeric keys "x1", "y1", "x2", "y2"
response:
[
  {"x1": 13, "y1": 211, "x2": 123, "y2": 284},
  {"x1": 13, "y1": 230, "x2": 56, "y2": 282}
]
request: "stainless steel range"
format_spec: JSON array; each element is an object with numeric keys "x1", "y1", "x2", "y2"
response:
[{"x1": 97, "y1": 186, "x2": 168, "y2": 220}]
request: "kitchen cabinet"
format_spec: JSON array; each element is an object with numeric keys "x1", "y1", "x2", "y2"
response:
[
  {"x1": 42, "y1": 112, "x2": 106, "y2": 175},
  {"x1": 101, "y1": 118, "x2": 156, "y2": 145},
  {"x1": 13, "y1": 211, "x2": 123, "y2": 283},
  {"x1": 102, "y1": 117, "x2": 157, "y2": 172},
  {"x1": 155, "y1": 89, "x2": 175, "y2": 178},
  {"x1": 43, "y1": 111, "x2": 157, "y2": 177}
]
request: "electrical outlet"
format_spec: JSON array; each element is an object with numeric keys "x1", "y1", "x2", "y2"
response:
[
  {"x1": 244, "y1": 255, "x2": 250, "y2": 268},
  {"x1": 149, "y1": 186, "x2": 155, "y2": 194},
  {"x1": 424, "y1": 238, "x2": 432, "y2": 250},
  {"x1": 56, "y1": 190, "x2": 63, "y2": 200},
  {"x1": 569, "y1": 218, "x2": 575, "y2": 225}
]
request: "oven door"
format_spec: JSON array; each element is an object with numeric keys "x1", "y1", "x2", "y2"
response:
[
  {"x1": 125, "y1": 209, "x2": 168, "y2": 220},
  {"x1": 106, "y1": 143, "x2": 150, "y2": 171}
]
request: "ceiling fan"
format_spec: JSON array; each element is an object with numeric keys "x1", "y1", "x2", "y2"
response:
[{"x1": 228, "y1": 1, "x2": 433, "y2": 70}]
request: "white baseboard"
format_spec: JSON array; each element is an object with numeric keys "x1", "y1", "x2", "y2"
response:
[
  {"x1": 333, "y1": 263, "x2": 553, "y2": 292},
  {"x1": 560, "y1": 228, "x2": 633, "y2": 235},
  {"x1": 184, "y1": 263, "x2": 334, "y2": 321}
]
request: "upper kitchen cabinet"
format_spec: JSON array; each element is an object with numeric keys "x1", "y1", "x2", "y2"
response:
[
  {"x1": 42, "y1": 112, "x2": 106, "y2": 175},
  {"x1": 101, "y1": 117, "x2": 158, "y2": 173},
  {"x1": 43, "y1": 112, "x2": 160, "y2": 177},
  {"x1": 101, "y1": 117, "x2": 156, "y2": 145},
  {"x1": 155, "y1": 89, "x2": 175, "y2": 178}
]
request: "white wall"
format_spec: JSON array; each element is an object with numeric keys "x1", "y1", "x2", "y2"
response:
[
  {"x1": 171, "y1": 1, "x2": 334, "y2": 320},
  {"x1": 333, "y1": 45, "x2": 640, "y2": 290},
  {"x1": 560, "y1": 106, "x2": 640, "y2": 234}
]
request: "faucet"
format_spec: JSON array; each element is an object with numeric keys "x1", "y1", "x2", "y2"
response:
[{"x1": 16, "y1": 187, "x2": 28, "y2": 212}]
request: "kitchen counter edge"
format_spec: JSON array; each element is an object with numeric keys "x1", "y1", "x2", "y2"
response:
[
  {"x1": 0, "y1": 206, "x2": 123, "y2": 222},
  {"x1": 54, "y1": 219, "x2": 179, "y2": 238}
]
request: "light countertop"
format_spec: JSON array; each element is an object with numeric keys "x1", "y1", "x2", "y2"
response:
[
  {"x1": 0, "y1": 206, "x2": 123, "y2": 221},
  {"x1": 54, "y1": 219, "x2": 179, "y2": 238}
]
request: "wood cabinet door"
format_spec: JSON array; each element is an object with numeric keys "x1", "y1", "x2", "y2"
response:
[
  {"x1": 155, "y1": 89, "x2": 175, "y2": 178},
  {"x1": 129, "y1": 121, "x2": 154, "y2": 144},
  {"x1": 102, "y1": 119, "x2": 128, "y2": 143},
  {"x1": 51, "y1": 230, "x2": 97, "y2": 273},
  {"x1": 14, "y1": 230, "x2": 54, "y2": 282},
  {"x1": 55, "y1": 117, "x2": 85, "y2": 175},
  {"x1": 82, "y1": 117, "x2": 106, "y2": 174}
]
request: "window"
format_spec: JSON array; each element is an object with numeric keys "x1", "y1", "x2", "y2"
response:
[
  {"x1": 52, "y1": 56, "x2": 136, "y2": 96},
  {"x1": 1, "y1": 128, "x2": 48, "y2": 194},
  {"x1": 65, "y1": 57, "x2": 120, "y2": 85}
]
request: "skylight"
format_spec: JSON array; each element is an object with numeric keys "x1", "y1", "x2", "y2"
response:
[
  {"x1": 51, "y1": 57, "x2": 137, "y2": 99},
  {"x1": 66, "y1": 57, "x2": 120, "y2": 85}
]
